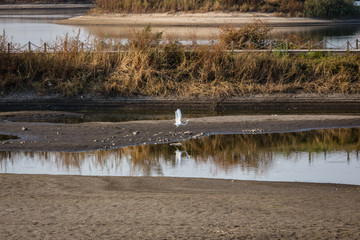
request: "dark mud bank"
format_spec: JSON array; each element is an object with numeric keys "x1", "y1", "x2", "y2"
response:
[{"x1": 1, "y1": 95, "x2": 360, "y2": 113}]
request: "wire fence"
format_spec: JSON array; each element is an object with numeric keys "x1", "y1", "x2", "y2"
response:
[{"x1": 2, "y1": 39, "x2": 360, "y2": 54}]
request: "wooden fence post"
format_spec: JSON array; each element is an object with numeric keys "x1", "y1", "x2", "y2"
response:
[
  {"x1": 44, "y1": 43, "x2": 47, "y2": 53},
  {"x1": 356, "y1": 39, "x2": 359, "y2": 50},
  {"x1": 28, "y1": 41, "x2": 31, "y2": 52},
  {"x1": 347, "y1": 41, "x2": 350, "y2": 52},
  {"x1": 323, "y1": 40, "x2": 326, "y2": 49},
  {"x1": 8, "y1": 43, "x2": 10, "y2": 54}
]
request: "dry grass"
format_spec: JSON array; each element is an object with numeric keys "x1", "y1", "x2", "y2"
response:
[
  {"x1": 1, "y1": 26, "x2": 360, "y2": 98},
  {"x1": 93, "y1": 0, "x2": 305, "y2": 16},
  {"x1": 92, "y1": 0, "x2": 360, "y2": 18}
]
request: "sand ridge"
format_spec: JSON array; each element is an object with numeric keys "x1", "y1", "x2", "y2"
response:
[{"x1": 56, "y1": 12, "x2": 348, "y2": 27}]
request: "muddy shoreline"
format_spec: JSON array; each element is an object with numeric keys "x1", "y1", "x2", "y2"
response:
[
  {"x1": 1, "y1": 111, "x2": 360, "y2": 152},
  {"x1": 1, "y1": 94, "x2": 360, "y2": 111}
]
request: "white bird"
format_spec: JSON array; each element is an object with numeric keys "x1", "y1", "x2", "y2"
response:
[{"x1": 174, "y1": 109, "x2": 189, "y2": 128}]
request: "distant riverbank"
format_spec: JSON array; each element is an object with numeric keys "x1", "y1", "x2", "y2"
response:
[{"x1": 57, "y1": 12, "x2": 360, "y2": 27}]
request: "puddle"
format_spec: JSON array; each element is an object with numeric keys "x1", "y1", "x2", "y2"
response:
[{"x1": 1, "y1": 128, "x2": 360, "y2": 185}]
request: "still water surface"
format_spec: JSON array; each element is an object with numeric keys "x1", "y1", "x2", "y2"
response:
[
  {"x1": 0, "y1": 8, "x2": 91, "y2": 45},
  {"x1": 1, "y1": 128, "x2": 359, "y2": 185},
  {"x1": 1, "y1": 8, "x2": 360, "y2": 48}
]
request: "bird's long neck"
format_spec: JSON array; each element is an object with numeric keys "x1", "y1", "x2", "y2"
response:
[{"x1": 184, "y1": 119, "x2": 189, "y2": 125}]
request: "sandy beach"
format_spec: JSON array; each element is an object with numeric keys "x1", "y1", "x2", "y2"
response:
[
  {"x1": 1, "y1": 174, "x2": 360, "y2": 239},
  {"x1": 57, "y1": 12, "x2": 360, "y2": 27}
]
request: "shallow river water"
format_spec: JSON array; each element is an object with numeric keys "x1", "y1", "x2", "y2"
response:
[{"x1": 1, "y1": 128, "x2": 359, "y2": 185}]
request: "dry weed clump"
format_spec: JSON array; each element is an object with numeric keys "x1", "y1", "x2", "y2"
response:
[
  {"x1": 1, "y1": 26, "x2": 360, "y2": 98},
  {"x1": 218, "y1": 20, "x2": 272, "y2": 49}
]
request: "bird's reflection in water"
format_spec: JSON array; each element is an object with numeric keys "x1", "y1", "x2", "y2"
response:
[{"x1": 175, "y1": 149, "x2": 190, "y2": 166}]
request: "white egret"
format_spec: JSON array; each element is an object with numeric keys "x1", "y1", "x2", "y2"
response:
[{"x1": 174, "y1": 109, "x2": 189, "y2": 128}]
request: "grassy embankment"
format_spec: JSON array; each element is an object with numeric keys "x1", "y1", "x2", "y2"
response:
[
  {"x1": 2, "y1": 0, "x2": 359, "y2": 18},
  {"x1": 1, "y1": 23, "x2": 360, "y2": 98},
  {"x1": 93, "y1": 0, "x2": 360, "y2": 18}
]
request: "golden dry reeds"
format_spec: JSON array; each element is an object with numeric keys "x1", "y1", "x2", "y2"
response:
[
  {"x1": 93, "y1": 0, "x2": 305, "y2": 16},
  {"x1": 2, "y1": 26, "x2": 360, "y2": 98},
  {"x1": 93, "y1": 0, "x2": 360, "y2": 18}
]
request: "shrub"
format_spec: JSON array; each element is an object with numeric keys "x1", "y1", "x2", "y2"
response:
[
  {"x1": 218, "y1": 20, "x2": 272, "y2": 49},
  {"x1": 304, "y1": 0, "x2": 359, "y2": 18}
]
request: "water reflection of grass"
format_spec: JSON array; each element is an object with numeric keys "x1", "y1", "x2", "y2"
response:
[
  {"x1": 0, "y1": 135, "x2": 17, "y2": 141},
  {"x1": 183, "y1": 128, "x2": 360, "y2": 169},
  {"x1": 0, "y1": 128, "x2": 359, "y2": 174}
]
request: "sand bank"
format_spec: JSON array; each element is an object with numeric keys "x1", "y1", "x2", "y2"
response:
[
  {"x1": 57, "y1": 12, "x2": 360, "y2": 27},
  {"x1": 1, "y1": 174, "x2": 359, "y2": 239},
  {"x1": 1, "y1": 112, "x2": 360, "y2": 151}
]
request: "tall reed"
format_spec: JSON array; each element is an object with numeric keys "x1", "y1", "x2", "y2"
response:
[
  {"x1": 1, "y1": 26, "x2": 360, "y2": 98},
  {"x1": 94, "y1": 0, "x2": 305, "y2": 16}
]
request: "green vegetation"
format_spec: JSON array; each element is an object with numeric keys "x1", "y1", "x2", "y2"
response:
[
  {"x1": 304, "y1": 0, "x2": 358, "y2": 18},
  {"x1": 1, "y1": 26, "x2": 360, "y2": 98},
  {"x1": 93, "y1": 0, "x2": 360, "y2": 18}
]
